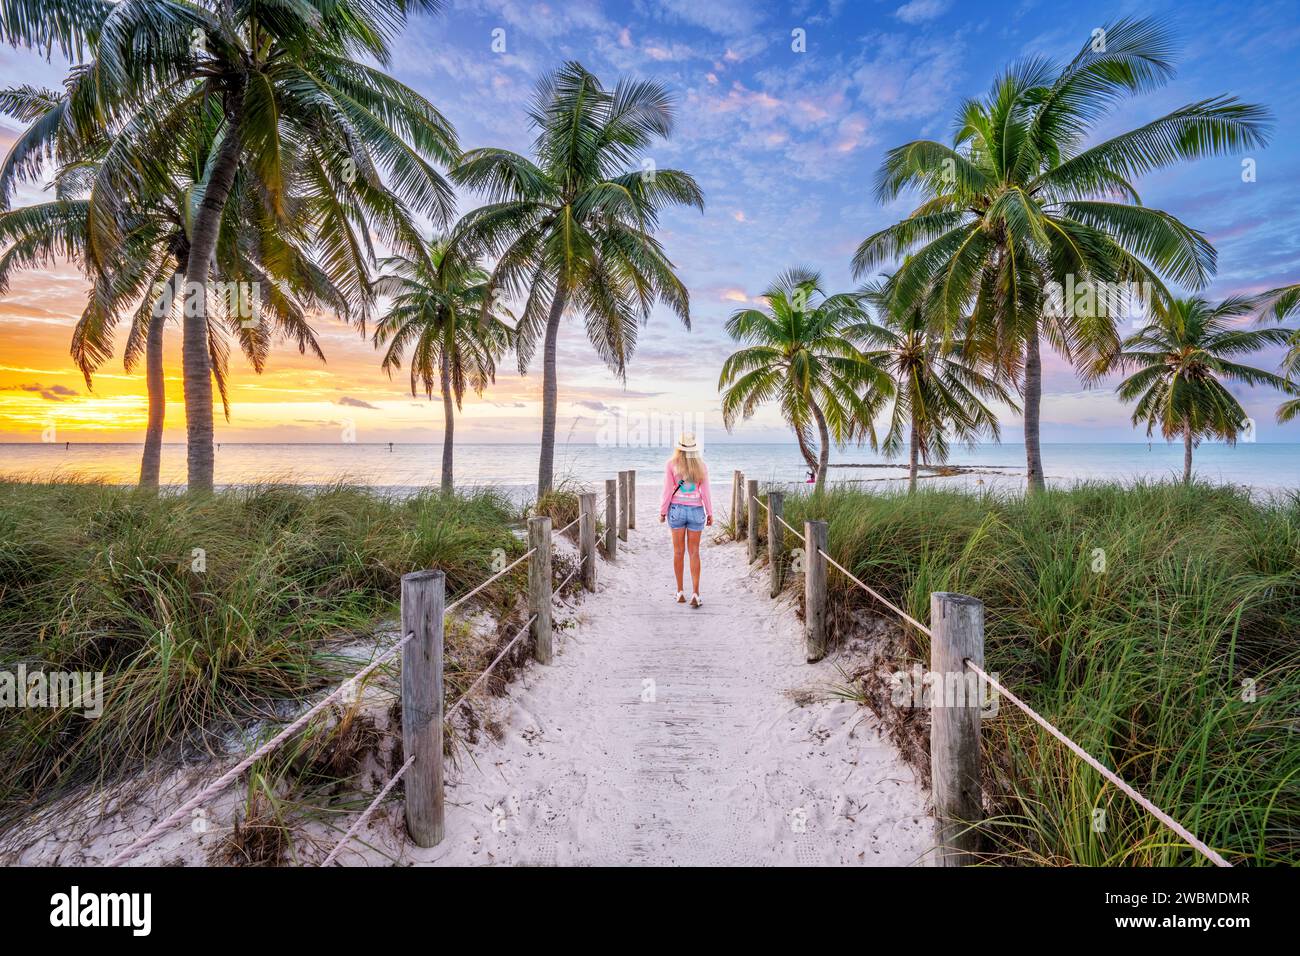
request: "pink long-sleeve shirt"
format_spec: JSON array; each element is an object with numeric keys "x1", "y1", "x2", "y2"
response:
[{"x1": 660, "y1": 460, "x2": 713, "y2": 518}]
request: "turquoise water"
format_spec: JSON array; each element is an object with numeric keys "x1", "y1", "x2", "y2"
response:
[{"x1": 1, "y1": 441, "x2": 1297, "y2": 498}]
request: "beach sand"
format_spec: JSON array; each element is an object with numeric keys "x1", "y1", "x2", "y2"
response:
[{"x1": 10, "y1": 497, "x2": 933, "y2": 867}]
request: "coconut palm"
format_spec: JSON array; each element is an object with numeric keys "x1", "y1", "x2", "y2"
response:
[
  {"x1": 451, "y1": 62, "x2": 703, "y2": 496},
  {"x1": 0, "y1": 0, "x2": 458, "y2": 492},
  {"x1": 854, "y1": 278, "x2": 1016, "y2": 492},
  {"x1": 853, "y1": 17, "x2": 1272, "y2": 492},
  {"x1": 718, "y1": 268, "x2": 891, "y2": 492},
  {"x1": 1256, "y1": 283, "x2": 1300, "y2": 424},
  {"x1": 372, "y1": 236, "x2": 514, "y2": 493},
  {"x1": 1113, "y1": 295, "x2": 1296, "y2": 482},
  {"x1": 0, "y1": 86, "x2": 350, "y2": 489}
]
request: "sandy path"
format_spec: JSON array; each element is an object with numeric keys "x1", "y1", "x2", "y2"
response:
[
  {"x1": 400, "y1": 498, "x2": 933, "y2": 867},
  {"x1": 12, "y1": 495, "x2": 933, "y2": 867}
]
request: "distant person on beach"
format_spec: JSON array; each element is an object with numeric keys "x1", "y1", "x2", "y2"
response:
[{"x1": 659, "y1": 432, "x2": 713, "y2": 608}]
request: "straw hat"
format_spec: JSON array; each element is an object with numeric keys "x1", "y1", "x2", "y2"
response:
[{"x1": 674, "y1": 432, "x2": 702, "y2": 456}]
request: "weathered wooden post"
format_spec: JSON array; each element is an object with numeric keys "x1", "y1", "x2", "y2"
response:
[
  {"x1": 803, "y1": 520, "x2": 828, "y2": 662},
  {"x1": 605, "y1": 478, "x2": 617, "y2": 560},
  {"x1": 628, "y1": 469, "x2": 636, "y2": 530},
  {"x1": 528, "y1": 517, "x2": 553, "y2": 664},
  {"x1": 579, "y1": 492, "x2": 597, "y2": 592},
  {"x1": 767, "y1": 491, "x2": 784, "y2": 598},
  {"x1": 401, "y1": 569, "x2": 444, "y2": 846},
  {"x1": 930, "y1": 592, "x2": 985, "y2": 866},
  {"x1": 731, "y1": 470, "x2": 744, "y2": 537},
  {"x1": 746, "y1": 479, "x2": 760, "y2": 563},
  {"x1": 617, "y1": 470, "x2": 629, "y2": 541}
]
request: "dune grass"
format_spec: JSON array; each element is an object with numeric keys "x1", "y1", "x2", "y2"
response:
[
  {"x1": 782, "y1": 481, "x2": 1300, "y2": 865},
  {"x1": 0, "y1": 479, "x2": 527, "y2": 829}
]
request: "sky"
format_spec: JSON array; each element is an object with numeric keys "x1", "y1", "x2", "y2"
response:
[{"x1": 2, "y1": 0, "x2": 1299, "y2": 447}]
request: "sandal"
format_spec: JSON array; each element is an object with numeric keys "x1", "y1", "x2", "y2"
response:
[
  {"x1": 675, "y1": 590, "x2": 686, "y2": 604},
  {"x1": 690, "y1": 593, "x2": 702, "y2": 608}
]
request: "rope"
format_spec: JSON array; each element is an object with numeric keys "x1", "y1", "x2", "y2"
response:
[
  {"x1": 319, "y1": 755, "x2": 415, "y2": 867},
  {"x1": 445, "y1": 548, "x2": 535, "y2": 615},
  {"x1": 965, "y1": 660, "x2": 1231, "y2": 868},
  {"x1": 749, "y1": 493, "x2": 1226, "y2": 868},
  {"x1": 818, "y1": 549, "x2": 932, "y2": 635},
  {"x1": 554, "y1": 567, "x2": 579, "y2": 596},
  {"x1": 751, "y1": 492, "x2": 801, "y2": 538},
  {"x1": 749, "y1": 490, "x2": 923, "y2": 630},
  {"x1": 556, "y1": 514, "x2": 582, "y2": 535},
  {"x1": 447, "y1": 615, "x2": 536, "y2": 717},
  {"x1": 108, "y1": 632, "x2": 415, "y2": 867}
]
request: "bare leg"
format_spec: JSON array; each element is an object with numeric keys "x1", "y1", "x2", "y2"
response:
[
  {"x1": 671, "y1": 527, "x2": 686, "y2": 591},
  {"x1": 686, "y1": 529, "x2": 702, "y2": 594}
]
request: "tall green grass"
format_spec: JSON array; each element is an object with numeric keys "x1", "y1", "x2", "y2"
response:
[
  {"x1": 783, "y1": 481, "x2": 1300, "y2": 865},
  {"x1": 0, "y1": 479, "x2": 526, "y2": 828}
]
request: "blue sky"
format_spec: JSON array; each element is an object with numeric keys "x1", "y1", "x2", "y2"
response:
[{"x1": 2, "y1": 0, "x2": 1299, "y2": 445}]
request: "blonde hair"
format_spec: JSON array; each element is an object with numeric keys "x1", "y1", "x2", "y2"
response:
[{"x1": 670, "y1": 449, "x2": 706, "y2": 485}]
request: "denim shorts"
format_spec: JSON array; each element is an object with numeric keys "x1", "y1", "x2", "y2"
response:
[{"x1": 667, "y1": 503, "x2": 706, "y2": 532}]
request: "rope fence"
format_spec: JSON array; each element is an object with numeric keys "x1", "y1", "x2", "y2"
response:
[
  {"x1": 739, "y1": 473, "x2": 1229, "y2": 868},
  {"x1": 109, "y1": 469, "x2": 637, "y2": 867},
  {"x1": 108, "y1": 632, "x2": 415, "y2": 867}
]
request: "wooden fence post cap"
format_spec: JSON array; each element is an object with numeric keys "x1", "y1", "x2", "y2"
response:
[{"x1": 402, "y1": 569, "x2": 445, "y2": 584}]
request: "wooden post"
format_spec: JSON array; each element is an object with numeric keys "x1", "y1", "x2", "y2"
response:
[
  {"x1": 803, "y1": 521, "x2": 828, "y2": 662},
  {"x1": 528, "y1": 517, "x2": 553, "y2": 664},
  {"x1": 731, "y1": 470, "x2": 744, "y2": 537},
  {"x1": 617, "y1": 471, "x2": 629, "y2": 541},
  {"x1": 605, "y1": 478, "x2": 617, "y2": 560},
  {"x1": 746, "y1": 479, "x2": 759, "y2": 564},
  {"x1": 579, "y1": 492, "x2": 597, "y2": 592},
  {"x1": 930, "y1": 592, "x2": 985, "y2": 866},
  {"x1": 768, "y1": 491, "x2": 784, "y2": 598},
  {"x1": 401, "y1": 570, "x2": 444, "y2": 847},
  {"x1": 628, "y1": 470, "x2": 636, "y2": 530}
]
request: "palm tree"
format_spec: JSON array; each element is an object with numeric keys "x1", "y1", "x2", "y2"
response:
[
  {"x1": 451, "y1": 62, "x2": 703, "y2": 496},
  {"x1": 372, "y1": 236, "x2": 513, "y2": 493},
  {"x1": 1257, "y1": 283, "x2": 1300, "y2": 424},
  {"x1": 718, "y1": 268, "x2": 891, "y2": 492},
  {"x1": 853, "y1": 17, "x2": 1272, "y2": 492},
  {"x1": 0, "y1": 86, "x2": 350, "y2": 489},
  {"x1": 854, "y1": 278, "x2": 1015, "y2": 492},
  {"x1": 1, "y1": 0, "x2": 458, "y2": 492},
  {"x1": 1112, "y1": 295, "x2": 1295, "y2": 482}
]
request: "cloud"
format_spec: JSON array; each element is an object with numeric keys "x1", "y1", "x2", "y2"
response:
[
  {"x1": 2, "y1": 382, "x2": 78, "y2": 401},
  {"x1": 337, "y1": 396, "x2": 379, "y2": 409},
  {"x1": 852, "y1": 32, "x2": 965, "y2": 121},
  {"x1": 894, "y1": 0, "x2": 951, "y2": 25},
  {"x1": 637, "y1": 0, "x2": 766, "y2": 37}
]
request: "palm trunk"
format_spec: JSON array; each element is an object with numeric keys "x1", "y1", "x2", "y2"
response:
[
  {"x1": 794, "y1": 426, "x2": 819, "y2": 480},
  {"x1": 1023, "y1": 320, "x2": 1045, "y2": 493},
  {"x1": 1183, "y1": 426, "x2": 1193, "y2": 484},
  {"x1": 137, "y1": 275, "x2": 174, "y2": 491},
  {"x1": 811, "y1": 399, "x2": 831, "y2": 494},
  {"x1": 908, "y1": 407, "x2": 920, "y2": 494},
  {"x1": 182, "y1": 86, "x2": 244, "y2": 494},
  {"x1": 536, "y1": 285, "x2": 568, "y2": 497},
  {"x1": 439, "y1": 349, "x2": 454, "y2": 495}
]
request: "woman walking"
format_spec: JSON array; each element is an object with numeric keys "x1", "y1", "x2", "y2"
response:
[{"x1": 659, "y1": 433, "x2": 713, "y2": 607}]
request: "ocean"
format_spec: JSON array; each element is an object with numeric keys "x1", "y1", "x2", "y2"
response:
[{"x1": 1, "y1": 441, "x2": 1297, "y2": 500}]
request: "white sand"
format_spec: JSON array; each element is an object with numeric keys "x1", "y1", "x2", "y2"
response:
[
  {"x1": 11, "y1": 499, "x2": 934, "y2": 867},
  {"x1": 366, "y1": 499, "x2": 933, "y2": 867}
]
